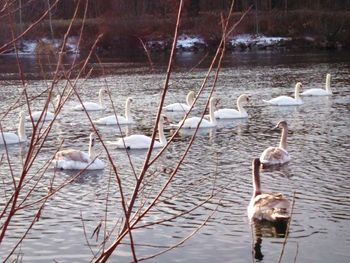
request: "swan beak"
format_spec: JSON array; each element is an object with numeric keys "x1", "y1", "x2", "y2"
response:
[
  {"x1": 215, "y1": 99, "x2": 220, "y2": 107},
  {"x1": 163, "y1": 116, "x2": 170, "y2": 124}
]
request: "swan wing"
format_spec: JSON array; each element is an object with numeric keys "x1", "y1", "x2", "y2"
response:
[
  {"x1": 249, "y1": 193, "x2": 290, "y2": 221},
  {"x1": 73, "y1": 102, "x2": 105, "y2": 111},
  {"x1": 264, "y1": 96, "x2": 302, "y2": 106},
  {"x1": 214, "y1": 108, "x2": 246, "y2": 119},
  {"x1": 164, "y1": 103, "x2": 190, "y2": 112},
  {"x1": 260, "y1": 147, "x2": 290, "y2": 165},
  {"x1": 301, "y1": 88, "x2": 330, "y2": 96},
  {"x1": 0, "y1": 132, "x2": 20, "y2": 145},
  {"x1": 29, "y1": 111, "x2": 55, "y2": 121},
  {"x1": 95, "y1": 115, "x2": 130, "y2": 125},
  {"x1": 181, "y1": 117, "x2": 214, "y2": 129},
  {"x1": 116, "y1": 135, "x2": 152, "y2": 149}
]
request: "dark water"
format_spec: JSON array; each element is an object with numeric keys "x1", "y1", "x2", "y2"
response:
[{"x1": 0, "y1": 50, "x2": 349, "y2": 262}]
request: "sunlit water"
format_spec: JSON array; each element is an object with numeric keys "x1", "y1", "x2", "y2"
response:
[{"x1": 0, "y1": 50, "x2": 349, "y2": 262}]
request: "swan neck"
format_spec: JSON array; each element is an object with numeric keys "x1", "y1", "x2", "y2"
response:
[
  {"x1": 125, "y1": 99, "x2": 132, "y2": 121},
  {"x1": 252, "y1": 163, "x2": 261, "y2": 196},
  {"x1": 18, "y1": 114, "x2": 26, "y2": 141},
  {"x1": 209, "y1": 100, "x2": 217, "y2": 125},
  {"x1": 295, "y1": 85, "x2": 300, "y2": 100},
  {"x1": 279, "y1": 126, "x2": 288, "y2": 150},
  {"x1": 99, "y1": 90, "x2": 105, "y2": 108},
  {"x1": 237, "y1": 98, "x2": 247, "y2": 115},
  {"x1": 158, "y1": 121, "x2": 167, "y2": 145},
  {"x1": 186, "y1": 93, "x2": 194, "y2": 106},
  {"x1": 325, "y1": 74, "x2": 332, "y2": 93},
  {"x1": 88, "y1": 137, "x2": 95, "y2": 159}
]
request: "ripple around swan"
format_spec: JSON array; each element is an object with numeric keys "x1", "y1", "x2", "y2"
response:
[{"x1": 1, "y1": 52, "x2": 350, "y2": 262}]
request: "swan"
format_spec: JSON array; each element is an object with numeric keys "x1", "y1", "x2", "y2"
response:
[
  {"x1": 176, "y1": 97, "x2": 217, "y2": 129},
  {"x1": 247, "y1": 158, "x2": 290, "y2": 221},
  {"x1": 164, "y1": 91, "x2": 195, "y2": 112},
  {"x1": 95, "y1": 97, "x2": 134, "y2": 125},
  {"x1": 72, "y1": 88, "x2": 107, "y2": 111},
  {"x1": 260, "y1": 120, "x2": 290, "y2": 166},
  {"x1": 264, "y1": 82, "x2": 303, "y2": 106},
  {"x1": 0, "y1": 111, "x2": 27, "y2": 145},
  {"x1": 214, "y1": 94, "x2": 250, "y2": 119},
  {"x1": 29, "y1": 95, "x2": 61, "y2": 122},
  {"x1": 115, "y1": 116, "x2": 166, "y2": 149},
  {"x1": 52, "y1": 133, "x2": 105, "y2": 170},
  {"x1": 301, "y1": 73, "x2": 332, "y2": 96}
]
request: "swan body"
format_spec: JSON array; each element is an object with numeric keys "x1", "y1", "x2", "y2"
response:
[
  {"x1": 164, "y1": 91, "x2": 195, "y2": 112},
  {"x1": 52, "y1": 133, "x2": 105, "y2": 170},
  {"x1": 73, "y1": 88, "x2": 107, "y2": 111},
  {"x1": 264, "y1": 82, "x2": 303, "y2": 106},
  {"x1": 29, "y1": 95, "x2": 61, "y2": 122},
  {"x1": 0, "y1": 111, "x2": 27, "y2": 145},
  {"x1": 115, "y1": 117, "x2": 166, "y2": 149},
  {"x1": 301, "y1": 73, "x2": 332, "y2": 96},
  {"x1": 214, "y1": 94, "x2": 250, "y2": 119},
  {"x1": 178, "y1": 97, "x2": 217, "y2": 129},
  {"x1": 248, "y1": 158, "x2": 290, "y2": 221},
  {"x1": 260, "y1": 120, "x2": 290, "y2": 166},
  {"x1": 95, "y1": 97, "x2": 134, "y2": 125}
]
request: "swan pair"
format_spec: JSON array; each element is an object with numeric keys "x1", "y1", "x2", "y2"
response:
[
  {"x1": 248, "y1": 158, "x2": 290, "y2": 221},
  {"x1": 95, "y1": 97, "x2": 134, "y2": 125},
  {"x1": 52, "y1": 133, "x2": 105, "y2": 170},
  {"x1": 0, "y1": 111, "x2": 27, "y2": 145},
  {"x1": 73, "y1": 87, "x2": 108, "y2": 111},
  {"x1": 264, "y1": 74, "x2": 332, "y2": 106}
]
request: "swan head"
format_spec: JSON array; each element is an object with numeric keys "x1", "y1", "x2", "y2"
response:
[
  {"x1": 295, "y1": 82, "x2": 302, "y2": 92},
  {"x1": 238, "y1": 94, "x2": 250, "y2": 104},
  {"x1": 274, "y1": 120, "x2": 288, "y2": 130},
  {"x1": 90, "y1": 133, "x2": 96, "y2": 147},
  {"x1": 19, "y1": 111, "x2": 26, "y2": 119},
  {"x1": 127, "y1": 97, "x2": 133, "y2": 103},
  {"x1": 253, "y1": 158, "x2": 261, "y2": 168},
  {"x1": 186, "y1": 91, "x2": 196, "y2": 105}
]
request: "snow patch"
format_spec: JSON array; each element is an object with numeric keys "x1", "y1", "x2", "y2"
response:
[
  {"x1": 176, "y1": 35, "x2": 206, "y2": 49},
  {"x1": 6, "y1": 37, "x2": 79, "y2": 55},
  {"x1": 230, "y1": 34, "x2": 291, "y2": 49}
]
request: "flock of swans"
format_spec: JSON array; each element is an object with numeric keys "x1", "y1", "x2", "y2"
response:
[{"x1": 0, "y1": 73, "x2": 333, "y2": 223}]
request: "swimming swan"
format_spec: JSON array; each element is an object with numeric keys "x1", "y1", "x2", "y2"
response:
[
  {"x1": 264, "y1": 82, "x2": 303, "y2": 106},
  {"x1": 260, "y1": 120, "x2": 290, "y2": 166},
  {"x1": 164, "y1": 91, "x2": 195, "y2": 112},
  {"x1": 214, "y1": 94, "x2": 250, "y2": 119},
  {"x1": 115, "y1": 116, "x2": 166, "y2": 149},
  {"x1": 95, "y1": 97, "x2": 134, "y2": 125},
  {"x1": 301, "y1": 73, "x2": 332, "y2": 96},
  {"x1": 177, "y1": 97, "x2": 217, "y2": 128},
  {"x1": 52, "y1": 133, "x2": 105, "y2": 170},
  {"x1": 29, "y1": 95, "x2": 61, "y2": 122},
  {"x1": 247, "y1": 158, "x2": 290, "y2": 221},
  {"x1": 73, "y1": 88, "x2": 108, "y2": 111},
  {"x1": 0, "y1": 111, "x2": 27, "y2": 145}
]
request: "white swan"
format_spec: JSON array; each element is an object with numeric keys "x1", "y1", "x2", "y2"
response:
[
  {"x1": 247, "y1": 158, "x2": 290, "y2": 221},
  {"x1": 115, "y1": 116, "x2": 166, "y2": 149},
  {"x1": 301, "y1": 73, "x2": 332, "y2": 96},
  {"x1": 214, "y1": 94, "x2": 250, "y2": 119},
  {"x1": 29, "y1": 95, "x2": 61, "y2": 122},
  {"x1": 164, "y1": 91, "x2": 195, "y2": 112},
  {"x1": 73, "y1": 88, "x2": 107, "y2": 111},
  {"x1": 177, "y1": 97, "x2": 217, "y2": 128},
  {"x1": 95, "y1": 97, "x2": 134, "y2": 125},
  {"x1": 260, "y1": 120, "x2": 290, "y2": 166},
  {"x1": 264, "y1": 82, "x2": 303, "y2": 106},
  {"x1": 0, "y1": 111, "x2": 27, "y2": 145},
  {"x1": 52, "y1": 133, "x2": 105, "y2": 170}
]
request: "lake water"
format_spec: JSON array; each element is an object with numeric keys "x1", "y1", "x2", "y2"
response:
[{"x1": 0, "y1": 50, "x2": 349, "y2": 262}]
